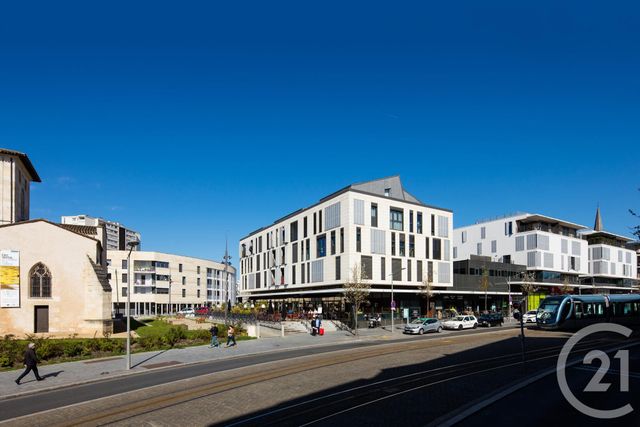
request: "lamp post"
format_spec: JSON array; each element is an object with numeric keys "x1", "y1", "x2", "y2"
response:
[
  {"x1": 126, "y1": 240, "x2": 140, "y2": 370},
  {"x1": 168, "y1": 275, "x2": 172, "y2": 316},
  {"x1": 223, "y1": 239, "x2": 232, "y2": 325},
  {"x1": 387, "y1": 267, "x2": 406, "y2": 334}
]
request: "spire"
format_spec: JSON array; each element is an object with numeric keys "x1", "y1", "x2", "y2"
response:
[{"x1": 594, "y1": 205, "x2": 603, "y2": 231}]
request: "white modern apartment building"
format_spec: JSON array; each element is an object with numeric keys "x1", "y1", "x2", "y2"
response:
[
  {"x1": 107, "y1": 251, "x2": 236, "y2": 316},
  {"x1": 580, "y1": 208, "x2": 637, "y2": 288},
  {"x1": 62, "y1": 214, "x2": 141, "y2": 251},
  {"x1": 454, "y1": 211, "x2": 637, "y2": 293},
  {"x1": 239, "y1": 176, "x2": 453, "y2": 313},
  {"x1": 1, "y1": 148, "x2": 40, "y2": 225}
]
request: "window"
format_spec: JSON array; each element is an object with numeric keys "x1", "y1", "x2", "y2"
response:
[
  {"x1": 371, "y1": 203, "x2": 378, "y2": 227},
  {"x1": 391, "y1": 233, "x2": 396, "y2": 256},
  {"x1": 319, "y1": 210, "x2": 323, "y2": 233},
  {"x1": 453, "y1": 246, "x2": 458, "y2": 259},
  {"x1": 182, "y1": 276, "x2": 186, "y2": 285},
  {"x1": 259, "y1": 236, "x2": 262, "y2": 252},
  {"x1": 409, "y1": 235, "x2": 415, "y2": 257},
  {"x1": 392, "y1": 258, "x2": 402, "y2": 281},
  {"x1": 491, "y1": 240, "x2": 497, "y2": 253},
  {"x1": 461, "y1": 230, "x2": 467, "y2": 243},
  {"x1": 431, "y1": 215, "x2": 436, "y2": 236},
  {"x1": 417, "y1": 260, "x2": 423, "y2": 281},
  {"x1": 408, "y1": 260, "x2": 412, "y2": 281},
  {"x1": 371, "y1": 229, "x2": 385, "y2": 254},
  {"x1": 356, "y1": 227, "x2": 362, "y2": 252},
  {"x1": 292, "y1": 265, "x2": 296, "y2": 284},
  {"x1": 122, "y1": 259, "x2": 128, "y2": 269},
  {"x1": 304, "y1": 217, "x2": 308, "y2": 238},
  {"x1": 477, "y1": 242, "x2": 482, "y2": 255},
  {"x1": 417, "y1": 212, "x2": 423, "y2": 234},
  {"x1": 361, "y1": 256, "x2": 373, "y2": 280},
  {"x1": 381, "y1": 257, "x2": 386, "y2": 280},
  {"x1": 481, "y1": 227, "x2": 486, "y2": 239},
  {"x1": 302, "y1": 263, "x2": 305, "y2": 283},
  {"x1": 290, "y1": 221, "x2": 298, "y2": 242},
  {"x1": 305, "y1": 238, "x2": 310, "y2": 260},
  {"x1": 29, "y1": 263, "x2": 52, "y2": 298},
  {"x1": 516, "y1": 236, "x2": 525, "y2": 251},
  {"x1": 330, "y1": 231, "x2": 336, "y2": 255},
  {"x1": 390, "y1": 209, "x2": 404, "y2": 231},
  {"x1": 433, "y1": 239, "x2": 442, "y2": 260},
  {"x1": 354, "y1": 199, "x2": 365, "y2": 225},
  {"x1": 317, "y1": 234, "x2": 327, "y2": 258},
  {"x1": 505, "y1": 221, "x2": 513, "y2": 236},
  {"x1": 437, "y1": 216, "x2": 449, "y2": 237},
  {"x1": 335, "y1": 256, "x2": 341, "y2": 280},
  {"x1": 197, "y1": 266, "x2": 201, "y2": 274},
  {"x1": 410, "y1": 210, "x2": 414, "y2": 233},
  {"x1": 182, "y1": 289, "x2": 186, "y2": 298},
  {"x1": 428, "y1": 261, "x2": 434, "y2": 282},
  {"x1": 122, "y1": 287, "x2": 127, "y2": 297},
  {"x1": 292, "y1": 243, "x2": 298, "y2": 263},
  {"x1": 399, "y1": 234, "x2": 406, "y2": 256},
  {"x1": 122, "y1": 273, "x2": 128, "y2": 283},
  {"x1": 384, "y1": 187, "x2": 391, "y2": 197},
  {"x1": 425, "y1": 237, "x2": 430, "y2": 258},
  {"x1": 197, "y1": 289, "x2": 201, "y2": 298},
  {"x1": 340, "y1": 228, "x2": 345, "y2": 253},
  {"x1": 325, "y1": 202, "x2": 341, "y2": 230},
  {"x1": 179, "y1": 263, "x2": 183, "y2": 273},
  {"x1": 197, "y1": 278, "x2": 201, "y2": 286},
  {"x1": 313, "y1": 212, "x2": 317, "y2": 235}
]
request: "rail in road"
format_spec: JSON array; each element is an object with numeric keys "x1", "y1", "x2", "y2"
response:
[{"x1": 2, "y1": 329, "x2": 636, "y2": 426}]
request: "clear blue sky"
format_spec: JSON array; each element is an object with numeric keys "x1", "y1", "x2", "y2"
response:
[{"x1": 2, "y1": 1, "x2": 639, "y2": 263}]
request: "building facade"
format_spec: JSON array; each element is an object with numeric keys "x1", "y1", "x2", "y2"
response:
[
  {"x1": 454, "y1": 212, "x2": 637, "y2": 296},
  {"x1": 106, "y1": 251, "x2": 236, "y2": 316},
  {"x1": 1, "y1": 148, "x2": 40, "y2": 225},
  {"x1": 62, "y1": 214, "x2": 141, "y2": 251},
  {"x1": 239, "y1": 176, "x2": 453, "y2": 315}
]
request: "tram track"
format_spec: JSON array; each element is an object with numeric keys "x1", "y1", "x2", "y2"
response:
[{"x1": 24, "y1": 334, "x2": 625, "y2": 427}]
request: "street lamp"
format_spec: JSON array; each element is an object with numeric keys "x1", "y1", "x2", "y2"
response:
[
  {"x1": 126, "y1": 240, "x2": 140, "y2": 370},
  {"x1": 387, "y1": 267, "x2": 406, "y2": 334},
  {"x1": 168, "y1": 275, "x2": 173, "y2": 316}
]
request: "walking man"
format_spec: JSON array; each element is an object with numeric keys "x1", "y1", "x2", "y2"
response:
[
  {"x1": 209, "y1": 324, "x2": 220, "y2": 348},
  {"x1": 226, "y1": 325, "x2": 236, "y2": 347},
  {"x1": 15, "y1": 343, "x2": 44, "y2": 385}
]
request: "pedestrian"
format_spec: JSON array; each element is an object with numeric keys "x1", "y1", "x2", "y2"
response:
[
  {"x1": 209, "y1": 324, "x2": 220, "y2": 348},
  {"x1": 226, "y1": 325, "x2": 236, "y2": 347},
  {"x1": 15, "y1": 343, "x2": 44, "y2": 385}
]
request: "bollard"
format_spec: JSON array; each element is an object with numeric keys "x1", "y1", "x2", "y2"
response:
[
  {"x1": 257, "y1": 323, "x2": 261, "y2": 339},
  {"x1": 281, "y1": 323, "x2": 285, "y2": 337}
]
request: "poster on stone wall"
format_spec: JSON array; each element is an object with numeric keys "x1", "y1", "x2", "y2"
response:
[{"x1": 0, "y1": 250, "x2": 20, "y2": 308}]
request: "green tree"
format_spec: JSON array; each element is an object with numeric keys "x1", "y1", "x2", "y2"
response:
[{"x1": 417, "y1": 274, "x2": 434, "y2": 317}]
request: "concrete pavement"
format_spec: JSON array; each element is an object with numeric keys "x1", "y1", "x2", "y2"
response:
[{"x1": 0, "y1": 327, "x2": 404, "y2": 401}]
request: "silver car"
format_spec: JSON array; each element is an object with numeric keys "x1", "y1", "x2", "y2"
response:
[{"x1": 403, "y1": 318, "x2": 443, "y2": 335}]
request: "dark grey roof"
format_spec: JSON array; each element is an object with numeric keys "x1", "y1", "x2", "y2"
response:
[
  {"x1": 0, "y1": 148, "x2": 42, "y2": 182},
  {"x1": 350, "y1": 175, "x2": 422, "y2": 204}
]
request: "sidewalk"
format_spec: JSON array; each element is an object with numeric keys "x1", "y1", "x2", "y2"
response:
[{"x1": 0, "y1": 327, "x2": 400, "y2": 401}]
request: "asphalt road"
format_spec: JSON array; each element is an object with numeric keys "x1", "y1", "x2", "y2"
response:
[
  {"x1": 0, "y1": 326, "x2": 509, "y2": 423},
  {"x1": 2, "y1": 326, "x2": 636, "y2": 426}
]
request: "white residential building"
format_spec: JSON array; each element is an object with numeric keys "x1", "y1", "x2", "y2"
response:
[
  {"x1": 62, "y1": 214, "x2": 141, "y2": 251},
  {"x1": 107, "y1": 251, "x2": 236, "y2": 316},
  {"x1": 454, "y1": 211, "x2": 637, "y2": 293},
  {"x1": 239, "y1": 176, "x2": 453, "y2": 313}
]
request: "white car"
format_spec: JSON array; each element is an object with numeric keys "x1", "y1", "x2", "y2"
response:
[
  {"x1": 178, "y1": 308, "x2": 195, "y2": 317},
  {"x1": 442, "y1": 315, "x2": 478, "y2": 330},
  {"x1": 522, "y1": 310, "x2": 537, "y2": 323}
]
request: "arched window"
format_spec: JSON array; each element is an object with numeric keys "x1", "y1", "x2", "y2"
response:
[{"x1": 30, "y1": 263, "x2": 52, "y2": 298}]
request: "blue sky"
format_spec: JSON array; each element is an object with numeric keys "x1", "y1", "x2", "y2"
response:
[{"x1": 1, "y1": 1, "x2": 639, "y2": 262}]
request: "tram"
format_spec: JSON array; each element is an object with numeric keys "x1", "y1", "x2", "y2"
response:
[{"x1": 536, "y1": 294, "x2": 640, "y2": 331}]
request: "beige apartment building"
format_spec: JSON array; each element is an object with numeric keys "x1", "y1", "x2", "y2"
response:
[
  {"x1": 107, "y1": 251, "x2": 236, "y2": 316},
  {"x1": 0, "y1": 148, "x2": 113, "y2": 338}
]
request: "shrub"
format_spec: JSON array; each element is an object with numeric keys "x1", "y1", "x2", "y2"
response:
[{"x1": 163, "y1": 326, "x2": 187, "y2": 347}]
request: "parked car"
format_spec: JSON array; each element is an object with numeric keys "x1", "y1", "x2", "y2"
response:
[
  {"x1": 178, "y1": 308, "x2": 195, "y2": 317},
  {"x1": 195, "y1": 307, "x2": 209, "y2": 315},
  {"x1": 522, "y1": 310, "x2": 537, "y2": 323},
  {"x1": 478, "y1": 313, "x2": 504, "y2": 327},
  {"x1": 442, "y1": 315, "x2": 478, "y2": 330},
  {"x1": 403, "y1": 318, "x2": 442, "y2": 335}
]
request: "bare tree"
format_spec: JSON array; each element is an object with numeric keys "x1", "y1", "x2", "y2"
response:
[
  {"x1": 344, "y1": 263, "x2": 369, "y2": 337},
  {"x1": 519, "y1": 272, "x2": 538, "y2": 311},
  {"x1": 417, "y1": 273, "x2": 434, "y2": 317},
  {"x1": 479, "y1": 266, "x2": 490, "y2": 312},
  {"x1": 561, "y1": 276, "x2": 572, "y2": 294},
  {"x1": 629, "y1": 187, "x2": 640, "y2": 240}
]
